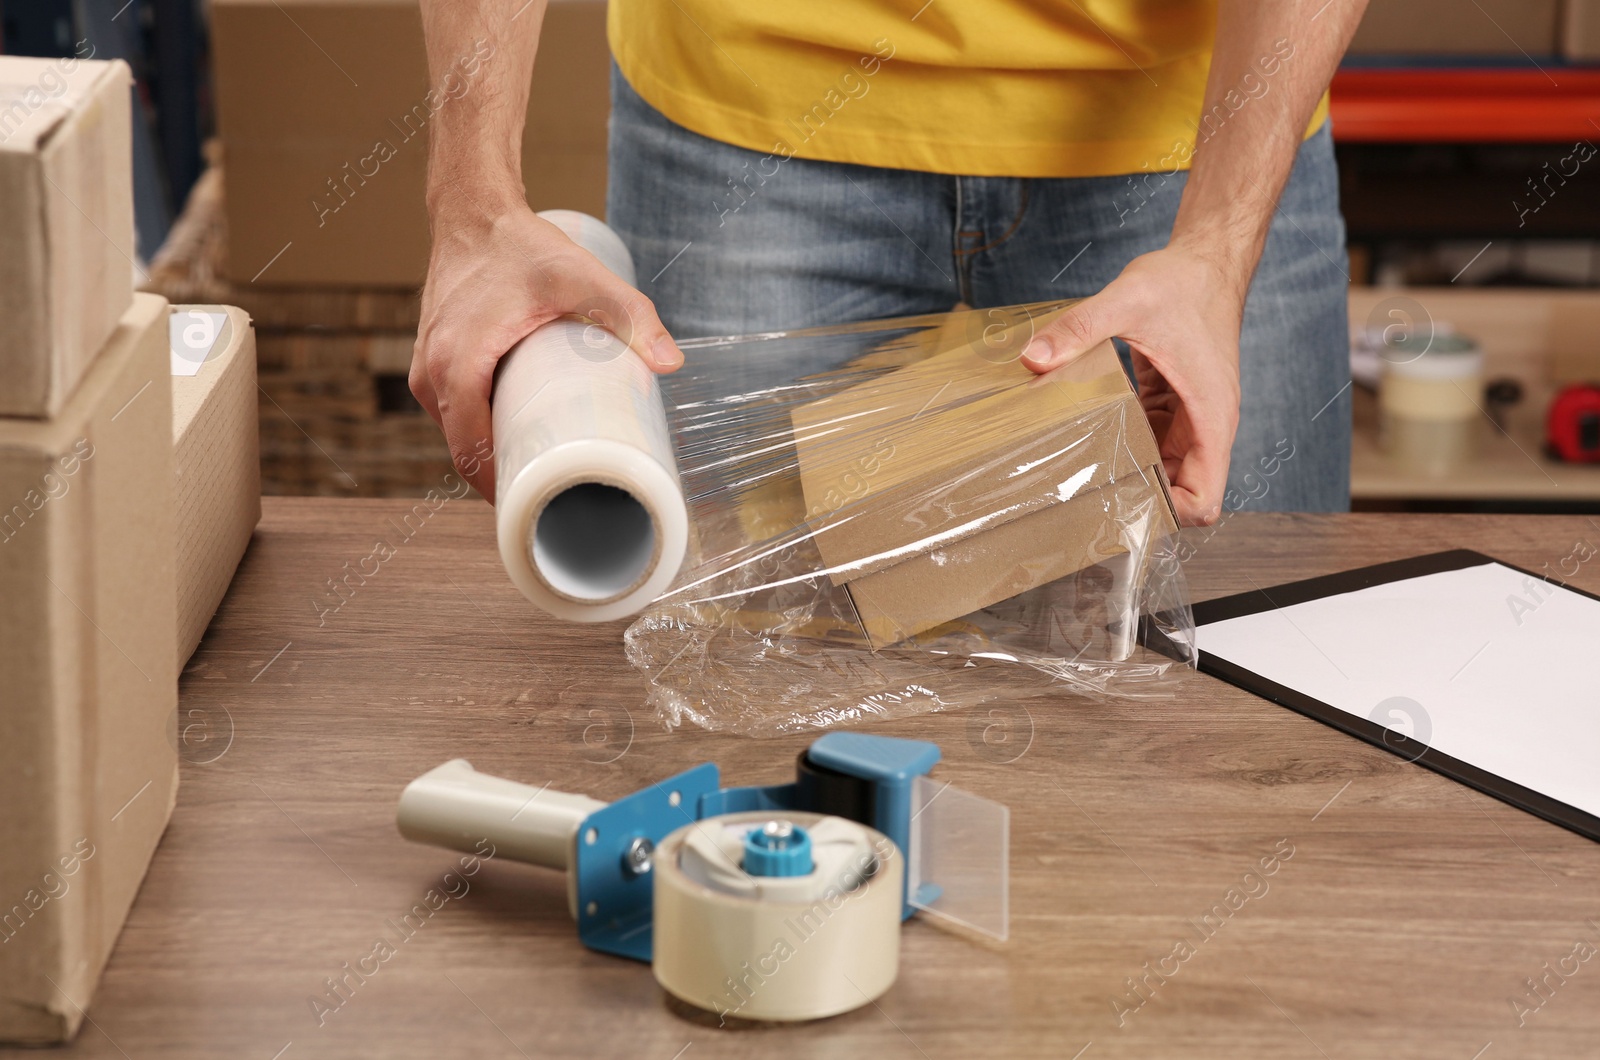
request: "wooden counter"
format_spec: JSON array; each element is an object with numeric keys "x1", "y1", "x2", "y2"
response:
[{"x1": 10, "y1": 499, "x2": 1600, "y2": 1059}]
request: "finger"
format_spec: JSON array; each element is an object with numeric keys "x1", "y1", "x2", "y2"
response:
[
  {"x1": 408, "y1": 336, "x2": 442, "y2": 423},
  {"x1": 1020, "y1": 295, "x2": 1129, "y2": 375},
  {"x1": 1167, "y1": 430, "x2": 1233, "y2": 527},
  {"x1": 432, "y1": 351, "x2": 500, "y2": 503},
  {"x1": 1128, "y1": 348, "x2": 1161, "y2": 390},
  {"x1": 1140, "y1": 391, "x2": 1178, "y2": 447},
  {"x1": 574, "y1": 267, "x2": 684, "y2": 374}
]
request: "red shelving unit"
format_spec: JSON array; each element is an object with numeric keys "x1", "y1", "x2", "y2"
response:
[{"x1": 1330, "y1": 68, "x2": 1600, "y2": 142}]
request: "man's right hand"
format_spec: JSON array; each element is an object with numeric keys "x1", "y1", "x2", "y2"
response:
[{"x1": 409, "y1": 203, "x2": 683, "y2": 503}]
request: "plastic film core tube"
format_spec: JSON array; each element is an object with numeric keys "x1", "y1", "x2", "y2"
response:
[{"x1": 491, "y1": 211, "x2": 688, "y2": 622}]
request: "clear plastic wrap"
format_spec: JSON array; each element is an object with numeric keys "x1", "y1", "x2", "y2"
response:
[{"x1": 624, "y1": 302, "x2": 1196, "y2": 736}]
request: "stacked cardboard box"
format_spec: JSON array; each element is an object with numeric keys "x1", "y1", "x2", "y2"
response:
[
  {"x1": 171, "y1": 305, "x2": 263, "y2": 662},
  {"x1": 0, "y1": 56, "x2": 173, "y2": 1045},
  {"x1": 145, "y1": 161, "x2": 454, "y2": 496},
  {"x1": 1347, "y1": 0, "x2": 1561, "y2": 55},
  {"x1": 210, "y1": 0, "x2": 608, "y2": 287},
  {"x1": 1347, "y1": 2, "x2": 1600, "y2": 68},
  {"x1": 0, "y1": 57, "x2": 135, "y2": 416},
  {"x1": 1566, "y1": 0, "x2": 1600, "y2": 60},
  {"x1": 144, "y1": 163, "x2": 424, "y2": 329},
  {"x1": 1, "y1": 56, "x2": 261, "y2": 1043},
  {"x1": 198, "y1": 0, "x2": 611, "y2": 496},
  {"x1": 0, "y1": 292, "x2": 179, "y2": 1043}
]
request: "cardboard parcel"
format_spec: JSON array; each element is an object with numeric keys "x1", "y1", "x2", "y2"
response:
[
  {"x1": 211, "y1": 0, "x2": 607, "y2": 286},
  {"x1": 789, "y1": 334, "x2": 1179, "y2": 650},
  {"x1": 624, "y1": 302, "x2": 1197, "y2": 736},
  {"x1": 0, "y1": 56, "x2": 135, "y2": 417},
  {"x1": 171, "y1": 305, "x2": 261, "y2": 663},
  {"x1": 0, "y1": 293, "x2": 178, "y2": 1043}
]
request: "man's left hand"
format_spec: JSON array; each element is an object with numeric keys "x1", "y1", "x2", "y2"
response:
[{"x1": 1019, "y1": 245, "x2": 1245, "y2": 527}]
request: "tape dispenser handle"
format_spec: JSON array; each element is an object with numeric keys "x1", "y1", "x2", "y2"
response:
[{"x1": 396, "y1": 759, "x2": 606, "y2": 872}]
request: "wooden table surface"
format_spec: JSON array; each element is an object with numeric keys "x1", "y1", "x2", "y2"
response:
[{"x1": 12, "y1": 499, "x2": 1600, "y2": 1060}]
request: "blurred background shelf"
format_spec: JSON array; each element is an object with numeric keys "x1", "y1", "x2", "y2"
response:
[
  {"x1": 1351, "y1": 388, "x2": 1600, "y2": 505},
  {"x1": 1330, "y1": 68, "x2": 1600, "y2": 144},
  {"x1": 1347, "y1": 287, "x2": 1600, "y2": 511}
]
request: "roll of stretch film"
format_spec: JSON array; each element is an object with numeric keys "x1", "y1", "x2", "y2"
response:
[
  {"x1": 652, "y1": 811, "x2": 903, "y2": 1022},
  {"x1": 492, "y1": 210, "x2": 688, "y2": 622}
]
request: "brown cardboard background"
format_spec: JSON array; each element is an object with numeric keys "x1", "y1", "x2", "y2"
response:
[
  {"x1": 1347, "y1": 0, "x2": 1559, "y2": 55},
  {"x1": 212, "y1": 0, "x2": 609, "y2": 287},
  {"x1": 1565, "y1": 0, "x2": 1600, "y2": 60}
]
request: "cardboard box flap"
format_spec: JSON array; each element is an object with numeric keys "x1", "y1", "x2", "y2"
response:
[
  {"x1": 0, "y1": 58, "x2": 121, "y2": 153},
  {"x1": 790, "y1": 338, "x2": 1159, "y2": 586}
]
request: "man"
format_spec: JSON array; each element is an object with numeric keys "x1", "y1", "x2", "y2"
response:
[{"x1": 410, "y1": 0, "x2": 1366, "y2": 526}]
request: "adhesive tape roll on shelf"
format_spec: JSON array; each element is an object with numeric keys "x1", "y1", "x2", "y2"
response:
[
  {"x1": 492, "y1": 210, "x2": 688, "y2": 623},
  {"x1": 652, "y1": 811, "x2": 903, "y2": 1022}
]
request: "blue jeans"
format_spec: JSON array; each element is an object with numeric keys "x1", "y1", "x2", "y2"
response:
[{"x1": 606, "y1": 66, "x2": 1351, "y2": 513}]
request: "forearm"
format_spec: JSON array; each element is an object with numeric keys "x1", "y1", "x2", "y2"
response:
[
  {"x1": 419, "y1": 0, "x2": 545, "y2": 225},
  {"x1": 1172, "y1": 0, "x2": 1366, "y2": 296}
]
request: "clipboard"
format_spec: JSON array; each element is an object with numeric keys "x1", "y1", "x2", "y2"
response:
[{"x1": 1168, "y1": 549, "x2": 1600, "y2": 843}]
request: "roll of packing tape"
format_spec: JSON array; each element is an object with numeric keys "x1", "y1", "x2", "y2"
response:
[
  {"x1": 492, "y1": 211, "x2": 688, "y2": 623},
  {"x1": 653, "y1": 811, "x2": 902, "y2": 1022}
]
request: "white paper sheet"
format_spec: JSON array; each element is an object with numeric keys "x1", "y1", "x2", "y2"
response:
[{"x1": 1197, "y1": 561, "x2": 1600, "y2": 818}]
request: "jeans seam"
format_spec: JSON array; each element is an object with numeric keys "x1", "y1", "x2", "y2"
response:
[
  {"x1": 952, "y1": 176, "x2": 973, "y2": 304},
  {"x1": 956, "y1": 180, "x2": 1030, "y2": 257}
]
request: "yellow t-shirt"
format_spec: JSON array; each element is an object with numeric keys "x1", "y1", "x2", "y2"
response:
[{"x1": 607, "y1": 1, "x2": 1329, "y2": 178}]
